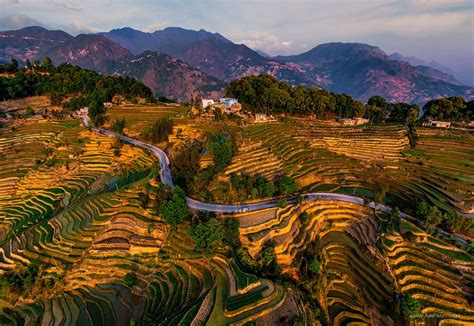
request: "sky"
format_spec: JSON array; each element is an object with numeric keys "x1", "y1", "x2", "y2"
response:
[{"x1": 1, "y1": 0, "x2": 473, "y2": 84}]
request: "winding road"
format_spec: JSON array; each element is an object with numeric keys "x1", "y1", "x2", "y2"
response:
[{"x1": 81, "y1": 114, "x2": 468, "y2": 244}]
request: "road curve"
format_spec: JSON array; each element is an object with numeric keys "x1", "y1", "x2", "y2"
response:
[{"x1": 81, "y1": 115, "x2": 467, "y2": 244}]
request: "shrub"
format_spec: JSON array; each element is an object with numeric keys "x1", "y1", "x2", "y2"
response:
[
  {"x1": 400, "y1": 294, "x2": 420, "y2": 320},
  {"x1": 299, "y1": 212, "x2": 310, "y2": 224},
  {"x1": 124, "y1": 273, "x2": 138, "y2": 287},
  {"x1": 277, "y1": 176, "x2": 299, "y2": 195},
  {"x1": 159, "y1": 186, "x2": 189, "y2": 227},
  {"x1": 189, "y1": 218, "x2": 223, "y2": 253}
]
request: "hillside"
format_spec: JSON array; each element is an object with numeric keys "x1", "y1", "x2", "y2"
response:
[
  {"x1": 43, "y1": 34, "x2": 132, "y2": 73},
  {"x1": 175, "y1": 38, "x2": 308, "y2": 84},
  {"x1": 1, "y1": 26, "x2": 473, "y2": 103},
  {"x1": 102, "y1": 26, "x2": 231, "y2": 55},
  {"x1": 276, "y1": 42, "x2": 474, "y2": 103},
  {"x1": 112, "y1": 51, "x2": 225, "y2": 101},
  {"x1": 0, "y1": 26, "x2": 72, "y2": 63}
]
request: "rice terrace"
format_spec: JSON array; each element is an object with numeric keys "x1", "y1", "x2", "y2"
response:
[{"x1": 0, "y1": 1, "x2": 474, "y2": 325}]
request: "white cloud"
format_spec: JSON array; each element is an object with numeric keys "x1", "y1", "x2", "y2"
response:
[
  {"x1": 143, "y1": 22, "x2": 168, "y2": 32},
  {"x1": 236, "y1": 32, "x2": 295, "y2": 56},
  {"x1": 69, "y1": 20, "x2": 98, "y2": 34},
  {"x1": 55, "y1": 1, "x2": 83, "y2": 11},
  {"x1": 0, "y1": 13, "x2": 44, "y2": 30}
]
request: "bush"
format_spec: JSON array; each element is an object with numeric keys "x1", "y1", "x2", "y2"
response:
[
  {"x1": 299, "y1": 212, "x2": 310, "y2": 224},
  {"x1": 123, "y1": 273, "x2": 138, "y2": 287},
  {"x1": 278, "y1": 198, "x2": 287, "y2": 208},
  {"x1": 159, "y1": 186, "x2": 189, "y2": 227},
  {"x1": 277, "y1": 176, "x2": 299, "y2": 195},
  {"x1": 308, "y1": 258, "x2": 321, "y2": 274},
  {"x1": 400, "y1": 294, "x2": 420, "y2": 320},
  {"x1": 111, "y1": 118, "x2": 126, "y2": 134},
  {"x1": 189, "y1": 218, "x2": 223, "y2": 253}
]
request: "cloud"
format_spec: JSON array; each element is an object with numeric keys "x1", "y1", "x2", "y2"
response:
[
  {"x1": 69, "y1": 20, "x2": 98, "y2": 34},
  {"x1": 0, "y1": 13, "x2": 44, "y2": 30},
  {"x1": 234, "y1": 32, "x2": 296, "y2": 56},
  {"x1": 55, "y1": 1, "x2": 83, "y2": 11},
  {"x1": 143, "y1": 22, "x2": 168, "y2": 32}
]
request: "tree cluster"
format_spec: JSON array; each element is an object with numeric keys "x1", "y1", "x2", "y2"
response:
[
  {"x1": 110, "y1": 118, "x2": 126, "y2": 134},
  {"x1": 159, "y1": 186, "x2": 190, "y2": 227},
  {"x1": 236, "y1": 241, "x2": 280, "y2": 276},
  {"x1": 226, "y1": 74, "x2": 424, "y2": 124},
  {"x1": 227, "y1": 74, "x2": 474, "y2": 125},
  {"x1": 416, "y1": 201, "x2": 473, "y2": 235},
  {"x1": 142, "y1": 118, "x2": 174, "y2": 143},
  {"x1": 422, "y1": 96, "x2": 474, "y2": 122},
  {"x1": 228, "y1": 173, "x2": 299, "y2": 201},
  {"x1": 0, "y1": 58, "x2": 154, "y2": 125},
  {"x1": 189, "y1": 218, "x2": 223, "y2": 253}
]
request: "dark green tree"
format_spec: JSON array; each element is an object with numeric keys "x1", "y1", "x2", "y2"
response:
[
  {"x1": 189, "y1": 218, "x2": 223, "y2": 252},
  {"x1": 400, "y1": 294, "x2": 420, "y2": 321},
  {"x1": 277, "y1": 176, "x2": 299, "y2": 195},
  {"x1": 159, "y1": 186, "x2": 189, "y2": 227}
]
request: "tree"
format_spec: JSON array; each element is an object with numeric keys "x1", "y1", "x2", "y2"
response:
[
  {"x1": 111, "y1": 118, "x2": 126, "y2": 134},
  {"x1": 277, "y1": 176, "x2": 299, "y2": 195},
  {"x1": 25, "y1": 59, "x2": 32, "y2": 70},
  {"x1": 159, "y1": 186, "x2": 189, "y2": 227},
  {"x1": 123, "y1": 273, "x2": 138, "y2": 287},
  {"x1": 404, "y1": 231, "x2": 417, "y2": 243},
  {"x1": 189, "y1": 218, "x2": 223, "y2": 252},
  {"x1": 257, "y1": 180, "x2": 276, "y2": 198},
  {"x1": 308, "y1": 258, "x2": 321, "y2": 274},
  {"x1": 144, "y1": 118, "x2": 174, "y2": 143},
  {"x1": 43, "y1": 57, "x2": 55, "y2": 73},
  {"x1": 425, "y1": 206, "x2": 443, "y2": 227},
  {"x1": 208, "y1": 135, "x2": 234, "y2": 171},
  {"x1": 223, "y1": 218, "x2": 241, "y2": 248},
  {"x1": 299, "y1": 211, "x2": 310, "y2": 224},
  {"x1": 416, "y1": 201, "x2": 429, "y2": 217},
  {"x1": 374, "y1": 186, "x2": 387, "y2": 206},
  {"x1": 400, "y1": 294, "x2": 420, "y2": 321},
  {"x1": 88, "y1": 100, "x2": 106, "y2": 126},
  {"x1": 278, "y1": 198, "x2": 287, "y2": 208}
]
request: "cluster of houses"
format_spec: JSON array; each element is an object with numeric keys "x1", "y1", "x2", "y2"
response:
[
  {"x1": 202, "y1": 98, "x2": 242, "y2": 114},
  {"x1": 339, "y1": 117, "x2": 370, "y2": 126},
  {"x1": 422, "y1": 120, "x2": 452, "y2": 128},
  {"x1": 200, "y1": 98, "x2": 273, "y2": 123}
]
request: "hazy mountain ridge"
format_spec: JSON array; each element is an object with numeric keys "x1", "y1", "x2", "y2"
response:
[
  {"x1": 102, "y1": 27, "x2": 231, "y2": 55},
  {"x1": 0, "y1": 26, "x2": 72, "y2": 63},
  {"x1": 1, "y1": 26, "x2": 472, "y2": 103},
  {"x1": 276, "y1": 42, "x2": 473, "y2": 103},
  {"x1": 43, "y1": 34, "x2": 132, "y2": 72}
]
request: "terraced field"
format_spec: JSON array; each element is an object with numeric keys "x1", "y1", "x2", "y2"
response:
[
  {"x1": 235, "y1": 200, "x2": 474, "y2": 325},
  {"x1": 105, "y1": 104, "x2": 188, "y2": 138},
  {"x1": 0, "y1": 116, "x2": 299, "y2": 325},
  {"x1": 231, "y1": 120, "x2": 473, "y2": 216}
]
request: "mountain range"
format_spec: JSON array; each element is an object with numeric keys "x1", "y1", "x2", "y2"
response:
[{"x1": 0, "y1": 26, "x2": 472, "y2": 103}]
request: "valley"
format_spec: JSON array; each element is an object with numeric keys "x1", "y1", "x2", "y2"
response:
[{"x1": 0, "y1": 15, "x2": 473, "y2": 325}]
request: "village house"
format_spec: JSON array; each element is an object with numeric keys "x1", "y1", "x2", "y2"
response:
[
  {"x1": 220, "y1": 98, "x2": 238, "y2": 109},
  {"x1": 423, "y1": 120, "x2": 452, "y2": 128},
  {"x1": 354, "y1": 117, "x2": 369, "y2": 125},
  {"x1": 201, "y1": 99, "x2": 215, "y2": 109},
  {"x1": 339, "y1": 117, "x2": 369, "y2": 126}
]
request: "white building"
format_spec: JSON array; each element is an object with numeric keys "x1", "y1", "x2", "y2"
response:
[
  {"x1": 202, "y1": 99, "x2": 215, "y2": 109},
  {"x1": 220, "y1": 98, "x2": 238, "y2": 109},
  {"x1": 423, "y1": 120, "x2": 452, "y2": 128}
]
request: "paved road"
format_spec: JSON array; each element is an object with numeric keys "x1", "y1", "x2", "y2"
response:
[{"x1": 80, "y1": 115, "x2": 468, "y2": 244}]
